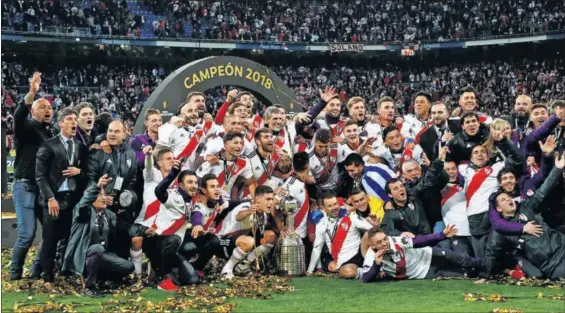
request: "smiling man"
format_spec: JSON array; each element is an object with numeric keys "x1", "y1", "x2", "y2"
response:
[{"x1": 447, "y1": 111, "x2": 490, "y2": 164}]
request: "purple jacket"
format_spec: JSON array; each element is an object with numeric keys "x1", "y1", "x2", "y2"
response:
[
  {"x1": 129, "y1": 132, "x2": 157, "y2": 169},
  {"x1": 522, "y1": 116, "x2": 561, "y2": 164}
]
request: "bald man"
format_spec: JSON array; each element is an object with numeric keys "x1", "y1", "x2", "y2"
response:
[
  {"x1": 506, "y1": 95, "x2": 533, "y2": 147},
  {"x1": 86, "y1": 120, "x2": 138, "y2": 259},
  {"x1": 11, "y1": 72, "x2": 54, "y2": 280}
]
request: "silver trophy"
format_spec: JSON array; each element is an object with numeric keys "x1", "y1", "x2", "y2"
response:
[{"x1": 274, "y1": 196, "x2": 306, "y2": 276}]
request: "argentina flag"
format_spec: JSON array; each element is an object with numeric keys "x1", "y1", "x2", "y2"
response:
[{"x1": 361, "y1": 163, "x2": 397, "y2": 219}]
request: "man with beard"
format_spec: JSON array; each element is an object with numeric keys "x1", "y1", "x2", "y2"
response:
[
  {"x1": 215, "y1": 90, "x2": 258, "y2": 127},
  {"x1": 11, "y1": 72, "x2": 54, "y2": 280},
  {"x1": 74, "y1": 102, "x2": 98, "y2": 148},
  {"x1": 294, "y1": 87, "x2": 344, "y2": 141},
  {"x1": 346, "y1": 97, "x2": 380, "y2": 141},
  {"x1": 506, "y1": 95, "x2": 532, "y2": 147},
  {"x1": 361, "y1": 225, "x2": 481, "y2": 282},
  {"x1": 87, "y1": 121, "x2": 138, "y2": 259},
  {"x1": 246, "y1": 128, "x2": 281, "y2": 190},
  {"x1": 452, "y1": 86, "x2": 493, "y2": 124},
  {"x1": 306, "y1": 192, "x2": 378, "y2": 279},
  {"x1": 402, "y1": 91, "x2": 432, "y2": 142},
  {"x1": 196, "y1": 133, "x2": 256, "y2": 201},
  {"x1": 418, "y1": 102, "x2": 460, "y2": 160},
  {"x1": 381, "y1": 178, "x2": 431, "y2": 237},
  {"x1": 459, "y1": 131, "x2": 523, "y2": 258},
  {"x1": 307, "y1": 129, "x2": 339, "y2": 193},
  {"x1": 374, "y1": 126, "x2": 425, "y2": 173},
  {"x1": 36, "y1": 108, "x2": 88, "y2": 282},
  {"x1": 368, "y1": 96, "x2": 397, "y2": 148},
  {"x1": 482, "y1": 156, "x2": 565, "y2": 281},
  {"x1": 150, "y1": 167, "x2": 201, "y2": 290},
  {"x1": 273, "y1": 152, "x2": 316, "y2": 255},
  {"x1": 446, "y1": 111, "x2": 490, "y2": 164}
]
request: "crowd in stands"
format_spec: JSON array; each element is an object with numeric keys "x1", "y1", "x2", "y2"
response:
[
  {"x1": 3, "y1": 57, "x2": 565, "y2": 135},
  {"x1": 2, "y1": 0, "x2": 564, "y2": 42}
]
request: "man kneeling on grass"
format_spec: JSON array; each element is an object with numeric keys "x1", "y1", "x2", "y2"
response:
[
  {"x1": 360, "y1": 225, "x2": 482, "y2": 282},
  {"x1": 62, "y1": 188, "x2": 134, "y2": 298}
]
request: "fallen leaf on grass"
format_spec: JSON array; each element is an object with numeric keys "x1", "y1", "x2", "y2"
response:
[
  {"x1": 463, "y1": 293, "x2": 508, "y2": 302},
  {"x1": 491, "y1": 308, "x2": 523, "y2": 313}
]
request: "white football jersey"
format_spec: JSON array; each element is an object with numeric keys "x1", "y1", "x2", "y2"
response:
[
  {"x1": 215, "y1": 201, "x2": 268, "y2": 237},
  {"x1": 246, "y1": 150, "x2": 284, "y2": 190},
  {"x1": 196, "y1": 156, "x2": 253, "y2": 201},
  {"x1": 401, "y1": 114, "x2": 430, "y2": 141},
  {"x1": 440, "y1": 184, "x2": 470, "y2": 236},
  {"x1": 308, "y1": 211, "x2": 372, "y2": 273},
  {"x1": 373, "y1": 142, "x2": 424, "y2": 172},
  {"x1": 308, "y1": 145, "x2": 339, "y2": 190},
  {"x1": 363, "y1": 236, "x2": 432, "y2": 280},
  {"x1": 459, "y1": 161, "x2": 505, "y2": 216},
  {"x1": 280, "y1": 176, "x2": 310, "y2": 238}
]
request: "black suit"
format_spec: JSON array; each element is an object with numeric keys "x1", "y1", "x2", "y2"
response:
[
  {"x1": 418, "y1": 120, "x2": 461, "y2": 160},
  {"x1": 35, "y1": 135, "x2": 88, "y2": 279}
]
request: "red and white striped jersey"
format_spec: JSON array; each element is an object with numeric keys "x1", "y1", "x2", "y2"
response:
[
  {"x1": 200, "y1": 135, "x2": 255, "y2": 159},
  {"x1": 246, "y1": 150, "x2": 285, "y2": 190},
  {"x1": 280, "y1": 176, "x2": 310, "y2": 238},
  {"x1": 440, "y1": 183, "x2": 470, "y2": 236},
  {"x1": 135, "y1": 166, "x2": 166, "y2": 227},
  {"x1": 153, "y1": 189, "x2": 192, "y2": 238},
  {"x1": 308, "y1": 145, "x2": 339, "y2": 190},
  {"x1": 363, "y1": 236, "x2": 432, "y2": 280},
  {"x1": 373, "y1": 142, "x2": 424, "y2": 172},
  {"x1": 196, "y1": 155, "x2": 253, "y2": 201},
  {"x1": 307, "y1": 211, "x2": 372, "y2": 273},
  {"x1": 459, "y1": 161, "x2": 505, "y2": 216}
]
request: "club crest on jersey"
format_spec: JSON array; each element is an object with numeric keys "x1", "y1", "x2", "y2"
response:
[
  {"x1": 484, "y1": 167, "x2": 493, "y2": 175},
  {"x1": 127, "y1": 159, "x2": 132, "y2": 168},
  {"x1": 408, "y1": 203, "x2": 415, "y2": 210},
  {"x1": 526, "y1": 189, "x2": 534, "y2": 197},
  {"x1": 232, "y1": 163, "x2": 239, "y2": 173},
  {"x1": 341, "y1": 221, "x2": 349, "y2": 230},
  {"x1": 519, "y1": 213, "x2": 528, "y2": 222}
]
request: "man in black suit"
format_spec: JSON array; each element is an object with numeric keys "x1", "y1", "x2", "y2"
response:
[
  {"x1": 418, "y1": 102, "x2": 461, "y2": 160},
  {"x1": 36, "y1": 107, "x2": 88, "y2": 282},
  {"x1": 87, "y1": 121, "x2": 138, "y2": 259}
]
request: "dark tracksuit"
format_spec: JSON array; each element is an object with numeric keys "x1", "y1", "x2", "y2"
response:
[
  {"x1": 405, "y1": 159, "x2": 449, "y2": 229},
  {"x1": 381, "y1": 197, "x2": 431, "y2": 237},
  {"x1": 483, "y1": 167, "x2": 565, "y2": 280}
]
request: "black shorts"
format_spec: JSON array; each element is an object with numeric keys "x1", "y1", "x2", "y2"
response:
[
  {"x1": 322, "y1": 249, "x2": 364, "y2": 271},
  {"x1": 217, "y1": 234, "x2": 239, "y2": 259}
]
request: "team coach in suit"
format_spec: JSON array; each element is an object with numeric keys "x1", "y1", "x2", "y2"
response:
[{"x1": 36, "y1": 107, "x2": 88, "y2": 282}]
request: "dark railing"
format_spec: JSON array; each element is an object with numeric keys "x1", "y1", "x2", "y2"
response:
[{"x1": 2, "y1": 28, "x2": 563, "y2": 47}]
